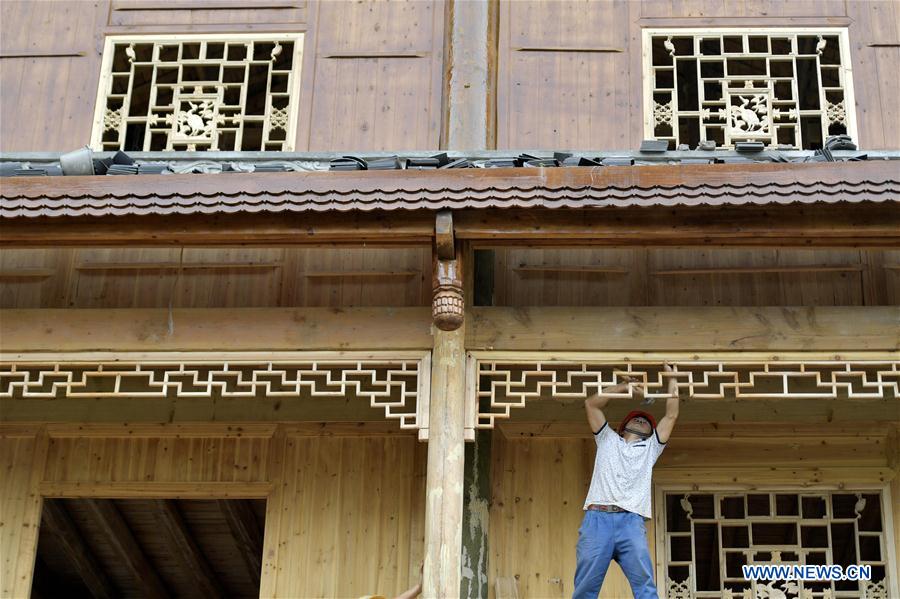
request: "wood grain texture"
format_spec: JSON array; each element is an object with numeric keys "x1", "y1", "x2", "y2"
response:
[
  {"x1": 301, "y1": 0, "x2": 445, "y2": 150},
  {"x1": 0, "y1": 1, "x2": 109, "y2": 152},
  {"x1": 260, "y1": 433, "x2": 426, "y2": 598},
  {"x1": 468, "y1": 306, "x2": 900, "y2": 351},
  {"x1": 488, "y1": 422, "x2": 896, "y2": 598},
  {"x1": 0, "y1": 306, "x2": 433, "y2": 351},
  {"x1": 0, "y1": 431, "x2": 48, "y2": 599},
  {"x1": 496, "y1": 0, "x2": 900, "y2": 149}
]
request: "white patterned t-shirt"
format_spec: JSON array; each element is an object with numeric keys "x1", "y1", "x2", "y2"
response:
[{"x1": 582, "y1": 422, "x2": 666, "y2": 519}]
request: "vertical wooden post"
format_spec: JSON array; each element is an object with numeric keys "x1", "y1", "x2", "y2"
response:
[
  {"x1": 424, "y1": 242, "x2": 466, "y2": 598},
  {"x1": 1, "y1": 428, "x2": 48, "y2": 599},
  {"x1": 460, "y1": 429, "x2": 491, "y2": 599},
  {"x1": 446, "y1": 0, "x2": 490, "y2": 150},
  {"x1": 424, "y1": 326, "x2": 466, "y2": 598}
]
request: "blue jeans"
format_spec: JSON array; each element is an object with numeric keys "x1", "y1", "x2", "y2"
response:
[{"x1": 573, "y1": 510, "x2": 657, "y2": 599}]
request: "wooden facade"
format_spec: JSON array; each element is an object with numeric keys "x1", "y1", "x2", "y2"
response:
[
  {"x1": 2, "y1": 2, "x2": 899, "y2": 599},
  {"x1": 2, "y1": 0, "x2": 899, "y2": 152}
]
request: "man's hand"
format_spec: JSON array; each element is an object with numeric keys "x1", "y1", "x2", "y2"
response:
[
  {"x1": 656, "y1": 363, "x2": 680, "y2": 443},
  {"x1": 584, "y1": 374, "x2": 637, "y2": 433}
]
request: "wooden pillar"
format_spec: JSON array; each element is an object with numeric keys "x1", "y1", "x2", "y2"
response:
[
  {"x1": 460, "y1": 429, "x2": 491, "y2": 599},
  {"x1": 423, "y1": 243, "x2": 466, "y2": 598},
  {"x1": 888, "y1": 426, "x2": 900, "y2": 597},
  {"x1": 446, "y1": 0, "x2": 490, "y2": 150},
  {"x1": 0, "y1": 428, "x2": 48, "y2": 599}
]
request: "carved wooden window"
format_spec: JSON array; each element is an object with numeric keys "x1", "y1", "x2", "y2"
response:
[
  {"x1": 660, "y1": 489, "x2": 894, "y2": 599},
  {"x1": 90, "y1": 34, "x2": 304, "y2": 151},
  {"x1": 642, "y1": 29, "x2": 857, "y2": 150}
]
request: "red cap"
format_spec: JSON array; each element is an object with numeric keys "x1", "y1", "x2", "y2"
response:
[{"x1": 618, "y1": 410, "x2": 657, "y2": 435}]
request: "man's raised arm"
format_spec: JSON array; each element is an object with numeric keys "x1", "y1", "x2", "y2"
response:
[
  {"x1": 655, "y1": 363, "x2": 681, "y2": 443},
  {"x1": 585, "y1": 376, "x2": 635, "y2": 433}
]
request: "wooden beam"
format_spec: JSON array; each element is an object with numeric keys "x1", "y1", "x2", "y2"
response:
[
  {"x1": 42, "y1": 483, "x2": 272, "y2": 499},
  {"x1": 218, "y1": 500, "x2": 263, "y2": 588},
  {"x1": 83, "y1": 499, "x2": 170, "y2": 599},
  {"x1": 435, "y1": 211, "x2": 456, "y2": 260},
  {"x1": 3, "y1": 306, "x2": 896, "y2": 355},
  {"x1": 153, "y1": 500, "x2": 224, "y2": 599},
  {"x1": 468, "y1": 306, "x2": 900, "y2": 351},
  {"x1": 0, "y1": 211, "x2": 435, "y2": 248},
  {"x1": 485, "y1": 398, "x2": 900, "y2": 428},
  {"x1": 423, "y1": 327, "x2": 467, "y2": 598},
  {"x1": 453, "y1": 204, "x2": 900, "y2": 247},
  {"x1": 0, "y1": 307, "x2": 433, "y2": 352},
  {"x1": 40, "y1": 501, "x2": 116, "y2": 599}
]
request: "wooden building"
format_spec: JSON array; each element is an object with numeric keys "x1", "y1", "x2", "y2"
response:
[{"x1": 1, "y1": 1, "x2": 898, "y2": 598}]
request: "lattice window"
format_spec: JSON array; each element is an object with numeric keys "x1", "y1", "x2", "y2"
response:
[
  {"x1": 90, "y1": 34, "x2": 304, "y2": 151},
  {"x1": 642, "y1": 29, "x2": 857, "y2": 150},
  {"x1": 467, "y1": 356, "x2": 899, "y2": 430},
  {"x1": 660, "y1": 489, "x2": 894, "y2": 598},
  {"x1": 0, "y1": 352, "x2": 428, "y2": 430}
]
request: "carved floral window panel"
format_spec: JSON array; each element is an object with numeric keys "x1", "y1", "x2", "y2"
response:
[
  {"x1": 660, "y1": 489, "x2": 894, "y2": 599},
  {"x1": 90, "y1": 34, "x2": 304, "y2": 152},
  {"x1": 642, "y1": 29, "x2": 857, "y2": 150}
]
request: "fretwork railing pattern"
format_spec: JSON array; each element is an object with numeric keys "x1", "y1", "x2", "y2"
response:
[
  {"x1": 470, "y1": 357, "x2": 899, "y2": 429},
  {"x1": 0, "y1": 352, "x2": 428, "y2": 430}
]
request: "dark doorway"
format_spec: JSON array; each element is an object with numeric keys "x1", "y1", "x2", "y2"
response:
[{"x1": 32, "y1": 499, "x2": 266, "y2": 598}]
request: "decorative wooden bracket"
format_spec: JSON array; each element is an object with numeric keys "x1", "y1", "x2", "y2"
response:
[{"x1": 432, "y1": 211, "x2": 464, "y2": 331}]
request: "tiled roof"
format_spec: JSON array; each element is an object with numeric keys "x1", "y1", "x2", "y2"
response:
[{"x1": 1, "y1": 159, "x2": 897, "y2": 219}]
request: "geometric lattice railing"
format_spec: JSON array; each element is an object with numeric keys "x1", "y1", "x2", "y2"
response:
[
  {"x1": 467, "y1": 353, "x2": 899, "y2": 430},
  {"x1": 0, "y1": 352, "x2": 430, "y2": 432}
]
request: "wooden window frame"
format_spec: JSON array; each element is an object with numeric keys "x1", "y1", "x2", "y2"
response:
[
  {"x1": 653, "y1": 484, "x2": 899, "y2": 599},
  {"x1": 89, "y1": 33, "x2": 305, "y2": 152},
  {"x1": 640, "y1": 27, "x2": 858, "y2": 150}
]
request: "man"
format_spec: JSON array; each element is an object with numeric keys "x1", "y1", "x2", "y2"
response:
[{"x1": 573, "y1": 363, "x2": 681, "y2": 599}]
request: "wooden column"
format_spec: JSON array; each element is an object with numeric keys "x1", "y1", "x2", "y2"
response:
[
  {"x1": 423, "y1": 243, "x2": 467, "y2": 598},
  {"x1": 460, "y1": 429, "x2": 491, "y2": 599},
  {"x1": 0, "y1": 429, "x2": 48, "y2": 599},
  {"x1": 446, "y1": 0, "x2": 490, "y2": 150}
]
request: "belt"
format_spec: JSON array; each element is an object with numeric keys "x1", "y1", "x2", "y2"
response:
[{"x1": 587, "y1": 504, "x2": 627, "y2": 513}]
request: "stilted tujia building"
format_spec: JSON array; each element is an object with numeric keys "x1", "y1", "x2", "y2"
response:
[{"x1": 1, "y1": 1, "x2": 898, "y2": 598}]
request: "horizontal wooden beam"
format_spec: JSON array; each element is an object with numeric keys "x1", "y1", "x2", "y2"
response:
[
  {"x1": 40, "y1": 482, "x2": 273, "y2": 498},
  {"x1": 454, "y1": 204, "x2": 900, "y2": 247},
  {"x1": 468, "y1": 306, "x2": 900, "y2": 351},
  {"x1": 487, "y1": 397, "x2": 900, "y2": 427},
  {"x1": 498, "y1": 421, "x2": 898, "y2": 439},
  {"x1": 4, "y1": 306, "x2": 896, "y2": 354},
  {"x1": 0, "y1": 307, "x2": 433, "y2": 352},
  {"x1": 0, "y1": 211, "x2": 435, "y2": 247}
]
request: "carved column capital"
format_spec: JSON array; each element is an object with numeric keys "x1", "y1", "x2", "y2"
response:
[{"x1": 432, "y1": 253, "x2": 464, "y2": 331}]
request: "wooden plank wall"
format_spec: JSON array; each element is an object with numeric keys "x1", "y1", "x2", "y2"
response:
[
  {"x1": 0, "y1": 247, "x2": 431, "y2": 309},
  {"x1": 261, "y1": 432, "x2": 426, "y2": 598},
  {"x1": 489, "y1": 424, "x2": 899, "y2": 599},
  {"x1": 3, "y1": 247, "x2": 897, "y2": 309},
  {"x1": 0, "y1": 425, "x2": 426, "y2": 599},
  {"x1": 494, "y1": 248, "x2": 897, "y2": 306},
  {"x1": 497, "y1": 0, "x2": 900, "y2": 150},
  {"x1": 0, "y1": 0, "x2": 445, "y2": 152}
]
